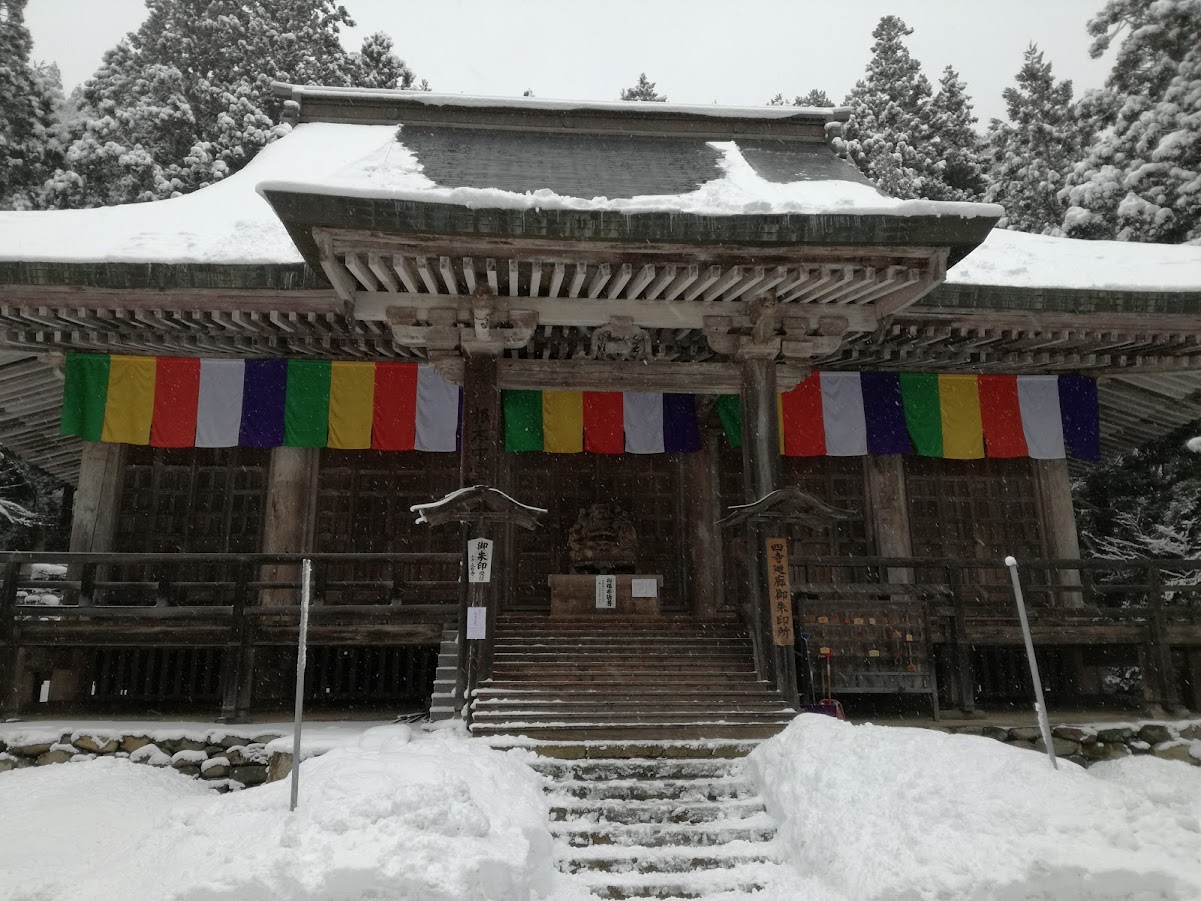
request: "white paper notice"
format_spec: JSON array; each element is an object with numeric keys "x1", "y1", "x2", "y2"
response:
[
  {"x1": 595, "y1": 575, "x2": 617, "y2": 609},
  {"x1": 467, "y1": 538, "x2": 493, "y2": 583},
  {"x1": 631, "y1": 578, "x2": 658, "y2": 598},
  {"x1": 466, "y1": 607, "x2": 487, "y2": 640}
]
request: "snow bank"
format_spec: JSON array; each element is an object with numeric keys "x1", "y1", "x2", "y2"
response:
[
  {"x1": 0, "y1": 724, "x2": 571, "y2": 901},
  {"x1": 746, "y1": 715, "x2": 1201, "y2": 900},
  {"x1": 948, "y1": 227, "x2": 1201, "y2": 292}
]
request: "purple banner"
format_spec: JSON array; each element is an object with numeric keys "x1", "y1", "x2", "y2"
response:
[
  {"x1": 862, "y1": 372, "x2": 910, "y2": 455},
  {"x1": 1058, "y1": 375, "x2": 1100, "y2": 461},
  {"x1": 239, "y1": 359, "x2": 286, "y2": 447},
  {"x1": 663, "y1": 393, "x2": 701, "y2": 454}
]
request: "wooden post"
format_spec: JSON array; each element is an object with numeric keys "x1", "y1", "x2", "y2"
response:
[
  {"x1": 0, "y1": 561, "x2": 25, "y2": 719},
  {"x1": 218, "y1": 561, "x2": 255, "y2": 722},
  {"x1": 682, "y1": 430, "x2": 720, "y2": 621},
  {"x1": 260, "y1": 447, "x2": 319, "y2": 605},
  {"x1": 69, "y1": 442, "x2": 126, "y2": 554},
  {"x1": 738, "y1": 355, "x2": 795, "y2": 703},
  {"x1": 866, "y1": 455, "x2": 913, "y2": 583},
  {"x1": 1143, "y1": 562, "x2": 1181, "y2": 714},
  {"x1": 461, "y1": 351, "x2": 502, "y2": 694},
  {"x1": 1033, "y1": 459, "x2": 1083, "y2": 608},
  {"x1": 947, "y1": 565, "x2": 976, "y2": 715}
]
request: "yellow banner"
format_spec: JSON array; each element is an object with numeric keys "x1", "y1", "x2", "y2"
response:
[
  {"x1": 543, "y1": 391, "x2": 583, "y2": 453},
  {"x1": 939, "y1": 373, "x2": 984, "y2": 460},
  {"x1": 328, "y1": 361, "x2": 375, "y2": 449},
  {"x1": 100, "y1": 355, "x2": 155, "y2": 445},
  {"x1": 765, "y1": 537, "x2": 795, "y2": 646}
]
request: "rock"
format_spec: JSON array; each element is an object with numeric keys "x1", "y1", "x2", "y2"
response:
[
  {"x1": 1129, "y1": 740, "x2": 1152, "y2": 753},
  {"x1": 951, "y1": 724, "x2": 986, "y2": 736},
  {"x1": 8, "y1": 742, "x2": 53, "y2": 758},
  {"x1": 267, "y1": 752, "x2": 293, "y2": 783},
  {"x1": 72, "y1": 735, "x2": 119, "y2": 754},
  {"x1": 1179, "y1": 725, "x2": 1201, "y2": 742},
  {"x1": 120, "y1": 735, "x2": 152, "y2": 753},
  {"x1": 1008, "y1": 739, "x2": 1037, "y2": 752},
  {"x1": 982, "y1": 726, "x2": 1011, "y2": 742},
  {"x1": 0, "y1": 754, "x2": 19, "y2": 773},
  {"x1": 1082, "y1": 741, "x2": 1130, "y2": 761},
  {"x1": 171, "y1": 750, "x2": 209, "y2": 769},
  {"x1": 1096, "y1": 727, "x2": 1134, "y2": 743},
  {"x1": 204, "y1": 744, "x2": 225, "y2": 756},
  {"x1": 1034, "y1": 737, "x2": 1080, "y2": 757},
  {"x1": 1052, "y1": 727, "x2": 1095, "y2": 744},
  {"x1": 173, "y1": 738, "x2": 208, "y2": 754},
  {"x1": 1138, "y1": 724, "x2": 1174, "y2": 745},
  {"x1": 174, "y1": 765, "x2": 201, "y2": 777},
  {"x1": 1008, "y1": 727, "x2": 1042, "y2": 742},
  {"x1": 230, "y1": 765, "x2": 269, "y2": 786},
  {"x1": 0, "y1": 739, "x2": 6, "y2": 753},
  {"x1": 201, "y1": 757, "x2": 230, "y2": 779},
  {"x1": 1152, "y1": 742, "x2": 1198, "y2": 764},
  {"x1": 226, "y1": 744, "x2": 268, "y2": 766},
  {"x1": 36, "y1": 749, "x2": 73, "y2": 765},
  {"x1": 129, "y1": 744, "x2": 172, "y2": 767},
  {"x1": 252, "y1": 734, "x2": 281, "y2": 746},
  {"x1": 219, "y1": 735, "x2": 246, "y2": 750}
]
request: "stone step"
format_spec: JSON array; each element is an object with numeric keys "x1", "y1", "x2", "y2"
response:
[
  {"x1": 573, "y1": 861, "x2": 784, "y2": 899},
  {"x1": 474, "y1": 704, "x2": 793, "y2": 719},
  {"x1": 553, "y1": 821, "x2": 777, "y2": 849},
  {"x1": 471, "y1": 710, "x2": 795, "y2": 725},
  {"x1": 492, "y1": 650, "x2": 752, "y2": 662},
  {"x1": 558, "y1": 840, "x2": 778, "y2": 875},
  {"x1": 477, "y1": 723, "x2": 789, "y2": 740},
  {"x1": 475, "y1": 692, "x2": 785, "y2": 707},
  {"x1": 549, "y1": 776, "x2": 754, "y2": 802},
  {"x1": 487, "y1": 668, "x2": 761, "y2": 682},
  {"x1": 482, "y1": 675, "x2": 768, "y2": 690},
  {"x1": 549, "y1": 797, "x2": 764, "y2": 825},
  {"x1": 493, "y1": 638, "x2": 753, "y2": 648},
  {"x1": 530, "y1": 758, "x2": 740, "y2": 781}
]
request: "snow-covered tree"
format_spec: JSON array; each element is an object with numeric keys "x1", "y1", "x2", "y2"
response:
[
  {"x1": 925, "y1": 66, "x2": 986, "y2": 201},
  {"x1": 620, "y1": 73, "x2": 666, "y2": 102},
  {"x1": 0, "y1": 0, "x2": 66, "y2": 209},
  {"x1": 840, "y1": 16, "x2": 942, "y2": 199},
  {"x1": 1061, "y1": 0, "x2": 1201, "y2": 242},
  {"x1": 41, "y1": 0, "x2": 419, "y2": 208},
  {"x1": 0, "y1": 449, "x2": 65, "y2": 551},
  {"x1": 985, "y1": 45, "x2": 1084, "y2": 234},
  {"x1": 769, "y1": 90, "x2": 834, "y2": 107}
]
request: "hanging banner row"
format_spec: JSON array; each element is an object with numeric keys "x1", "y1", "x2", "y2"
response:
[{"x1": 59, "y1": 354, "x2": 1099, "y2": 461}]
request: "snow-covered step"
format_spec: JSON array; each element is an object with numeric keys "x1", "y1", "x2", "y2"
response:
[
  {"x1": 573, "y1": 861, "x2": 790, "y2": 899},
  {"x1": 558, "y1": 840, "x2": 779, "y2": 875},
  {"x1": 530, "y1": 757, "x2": 739, "y2": 781},
  {"x1": 551, "y1": 775, "x2": 754, "y2": 802},
  {"x1": 554, "y1": 820, "x2": 777, "y2": 849},
  {"x1": 549, "y1": 796, "x2": 765, "y2": 825}
]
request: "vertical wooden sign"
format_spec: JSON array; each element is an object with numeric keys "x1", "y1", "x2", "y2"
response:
[{"x1": 765, "y1": 537, "x2": 794, "y2": 646}]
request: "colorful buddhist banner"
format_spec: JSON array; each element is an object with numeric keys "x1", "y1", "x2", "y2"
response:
[
  {"x1": 718, "y1": 372, "x2": 1101, "y2": 461},
  {"x1": 60, "y1": 354, "x2": 461, "y2": 452},
  {"x1": 503, "y1": 390, "x2": 702, "y2": 454}
]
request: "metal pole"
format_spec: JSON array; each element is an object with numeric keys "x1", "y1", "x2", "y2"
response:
[
  {"x1": 289, "y1": 558, "x2": 313, "y2": 812},
  {"x1": 1005, "y1": 556, "x2": 1057, "y2": 770}
]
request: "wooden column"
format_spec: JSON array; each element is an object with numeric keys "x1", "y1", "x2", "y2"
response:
[
  {"x1": 68, "y1": 442, "x2": 126, "y2": 554},
  {"x1": 739, "y1": 355, "x2": 798, "y2": 705},
  {"x1": 682, "y1": 428, "x2": 721, "y2": 621},
  {"x1": 865, "y1": 455, "x2": 913, "y2": 579},
  {"x1": 1033, "y1": 459, "x2": 1083, "y2": 606},
  {"x1": 460, "y1": 351, "x2": 502, "y2": 698}
]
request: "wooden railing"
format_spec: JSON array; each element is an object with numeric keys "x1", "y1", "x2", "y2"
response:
[{"x1": 0, "y1": 551, "x2": 462, "y2": 721}]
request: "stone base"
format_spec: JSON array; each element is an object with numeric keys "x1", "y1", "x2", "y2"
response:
[{"x1": 548, "y1": 574, "x2": 663, "y2": 617}]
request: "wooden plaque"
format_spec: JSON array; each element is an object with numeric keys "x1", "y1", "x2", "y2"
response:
[{"x1": 765, "y1": 537, "x2": 794, "y2": 646}]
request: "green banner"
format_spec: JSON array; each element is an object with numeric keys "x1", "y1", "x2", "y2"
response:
[
  {"x1": 61, "y1": 353, "x2": 111, "y2": 442},
  {"x1": 284, "y1": 359, "x2": 331, "y2": 447},
  {"x1": 503, "y1": 390, "x2": 544, "y2": 451},
  {"x1": 900, "y1": 372, "x2": 942, "y2": 457},
  {"x1": 716, "y1": 394, "x2": 742, "y2": 449}
]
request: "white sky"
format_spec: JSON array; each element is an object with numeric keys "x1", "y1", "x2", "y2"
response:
[{"x1": 27, "y1": 0, "x2": 1112, "y2": 124}]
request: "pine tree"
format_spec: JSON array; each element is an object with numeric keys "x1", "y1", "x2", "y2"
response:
[
  {"x1": 41, "y1": 0, "x2": 418, "y2": 209},
  {"x1": 768, "y1": 90, "x2": 834, "y2": 107},
  {"x1": 0, "y1": 0, "x2": 65, "y2": 209},
  {"x1": 620, "y1": 73, "x2": 666, "y2": 102},
  {"x1": 1062, "y1": 0, "x2": 1201, "y2": 242},
  {"x1": 984, "y1": 45, "x2": 1083, "y2": 233},
  {"x1": 925, "y1": 66, "x2": 986, "y2": 201},
  {"x1": 840, "y1": 16, "x2": 942, "y2": 199}
]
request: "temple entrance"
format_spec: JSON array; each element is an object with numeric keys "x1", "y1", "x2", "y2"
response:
[{"x1": 501, "y1": 452, "x2": 688, "y2": 614}]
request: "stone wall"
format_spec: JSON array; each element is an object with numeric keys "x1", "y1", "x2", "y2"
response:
[
  {"x1": 936, "y1": 721, "x2": 1201, "y2": 767},
  {"x1": 0, "y1": 730, "x2": 284, "y2": 791}
]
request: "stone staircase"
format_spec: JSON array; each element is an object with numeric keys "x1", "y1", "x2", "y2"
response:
[
  {"x1": 470, "y1": 616, "x2": 797, "y2": 740},
  {"x1": 527, "y1": 741, "x2": 796, "y2": 899}
]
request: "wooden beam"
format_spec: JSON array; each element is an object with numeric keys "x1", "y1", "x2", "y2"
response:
[{"x1": 492, "y1": 359, "x2": 809, "y2": 393}]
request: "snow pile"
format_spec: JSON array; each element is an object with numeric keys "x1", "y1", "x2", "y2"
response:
[
  {"x1": 0, "y1": 723, "x2": 571, "y2": 901},
  {"x1": 746, "y1": 715, "x2": 1201, "y2": 900},
  {"x1": 948, "y1": 227, "x2": 1201, "y2": 291}
]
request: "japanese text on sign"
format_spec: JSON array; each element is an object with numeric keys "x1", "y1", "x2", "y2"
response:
[
  {"x1": 595, "y1": 575, "x2": 617, "y2": 609},
  {"x1": 765, "y1": 537, "x2": 794, "y2": 646},
  {"x1": 466, "y1": 606, "x2": 487, "y2": 640},
  {"x1": 467, "y1": 538, "x2": 493, "y2": 583}
]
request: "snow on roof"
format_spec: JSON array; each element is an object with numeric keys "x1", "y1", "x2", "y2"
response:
[
  {"x1": 0, "y1": 121, "x2": 1198, "y2": 296},
  {"x1": 948, "y1": 227, "x2": 1201, "y2": 293}
]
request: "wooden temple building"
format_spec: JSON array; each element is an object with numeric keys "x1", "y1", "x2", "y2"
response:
[{"x1": 1, "y1": 88, "x2": 1201, "y2": 735}]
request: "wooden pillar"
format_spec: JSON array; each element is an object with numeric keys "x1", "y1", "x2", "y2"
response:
[
  {"x1": 739, "y1": 356, "x2": 798, "y2": 706},
  {"x1": 69, "y1": 442, "x2": 125, "y2": 554},
  {"x1": 460, "y1": 351, "x2": 501, "y2": 699},
  {"x1": 682, "y1": 430, "x2": 721, "y2": 621},
  {"x1": 866, "y1": 455, "x2": 913, "y2": 581},
  {"x1": 1033, "y1": 458, "x2": 1083, "y2": 606}
]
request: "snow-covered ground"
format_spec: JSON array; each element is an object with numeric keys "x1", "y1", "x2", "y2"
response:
[
  {"x1": 747, "y1": 716, "x2": 1201, "y2": 900},
  {"x1": 3, "y1": 715, "x2": 1200, "y2": 900},
  {"x1": 0, "y1": 722, "x2": 582, "y2": 901}
]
